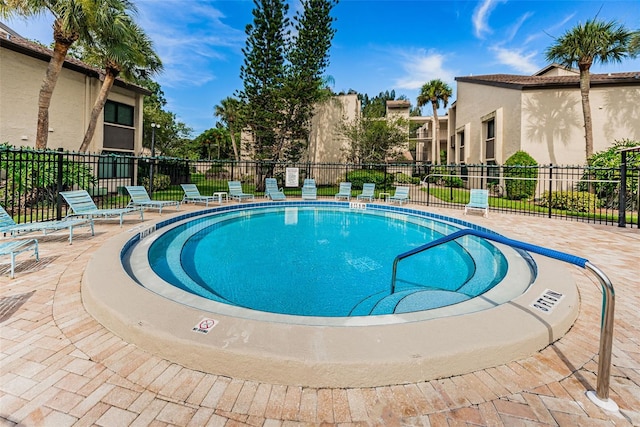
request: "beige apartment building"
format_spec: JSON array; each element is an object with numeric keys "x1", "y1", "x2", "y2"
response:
[
  {"x1": 452, "y1": 65, "x2": 640, "y2": 166},
  {"x1": 0, "y1": 23, "x2": 148, "y2": 154}
]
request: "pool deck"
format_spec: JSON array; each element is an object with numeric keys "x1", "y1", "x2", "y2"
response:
[{"x1": 1, "y1": 202, "x2": 639, "y2": 426}]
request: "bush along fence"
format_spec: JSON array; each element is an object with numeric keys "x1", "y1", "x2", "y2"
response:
[{"x1": 1, "y1": 146, "x2": 638, "y2": 228}]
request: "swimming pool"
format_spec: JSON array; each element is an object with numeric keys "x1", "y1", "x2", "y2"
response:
[
  {"x1": 123, "y1": 201, "x2": 537, "y2": 326},
  {"x1": 83, "y1": 201, "x2": 579, "y2": 387},
  {"x1": 134, "y1": 206, "x2": 513, "y2": 317}
]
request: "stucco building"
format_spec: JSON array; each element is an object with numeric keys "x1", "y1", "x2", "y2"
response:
[
  {"x1": 451, "y1": 65, "x2": 640, "y2": 166},
  {"x1": 0, "y1": 23, "x2": 149, "y2": 154}
]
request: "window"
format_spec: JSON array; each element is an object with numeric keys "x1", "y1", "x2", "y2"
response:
[
  {"x1": 98, "y1": 152, "x2": 133, "y2": 179},
  {"x1": 457, "y1": 130, "x2": 465, "y2": 162},
  {"x1": 484, "y1": 118, "x2": 495, "y2": 160},
  {"x1": 104, "y1": 100, "x2": 135, "y2": 150},
  {"x1": 104, "y1": 101, "x2": 134, "y2": 127}
]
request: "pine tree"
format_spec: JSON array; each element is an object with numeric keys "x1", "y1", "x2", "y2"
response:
[
  {"x1": 238, "y1": 0, "x2": 290, "y2": 160},
  {"x1": 238, "y1": 0, "x2": 337, "y2": 163},
  {"x1": 284, "y1": 0, "x2": 337, "y2": 161}
]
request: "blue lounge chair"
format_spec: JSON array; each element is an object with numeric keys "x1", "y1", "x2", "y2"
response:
[
  {"x1": 464, "y1": 189, "x2": 489, "y2": 218},
  {"x1": 125, "y1": 186, "x2": 180, "y2": 214},
  {"x1": 357, "y1": 183, "x2": 376, "y2": 202},
  {"x1": 334, "y1": 182, "x2": 352, "y2": 201},
  {"x1": 0, "y1": 205, "x2": 93, "y2": 244},
  {"x1": 388, "y1": 186, "x2": 410, "y2": 205},
  {"x1": 181, "y1": 184, "x2": 218, "y2": 207},
  {"x1": 265, "y1": 178, "x2": 286, "y2": 201},
  {"x1": 302, "y1": 179, "x2": 317, "y2": 200},
  {"x1": 228, "y1": 181, "x2": 255, "y2": 202},
  {"x1": 60, "y1": 190, "x2": 143, "y2": 227},
  {"x1": 0, "y1": 239, "x2": 38, "y2": 278}
]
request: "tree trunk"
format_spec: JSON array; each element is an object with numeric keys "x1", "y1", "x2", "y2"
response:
[
  {"x1": 79, "y1": 72, "x2": 117, "y2": 152},
  {"x1": 230, "y1": 128, "x2": 240, "y2": 161},
  {"x1": 578, "y1": 66, "x2": 594, "y2": 161},
  {"x1": 36, "y1": 41, "x2": 72, "y2": 149},
  {"x1": 431, "y1": 100, "x2": 440, "y2": 165}
]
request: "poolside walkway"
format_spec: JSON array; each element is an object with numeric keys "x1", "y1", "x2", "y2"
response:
[{"x1": 1, "y1": 203, "x2": 639, "y2": 426}]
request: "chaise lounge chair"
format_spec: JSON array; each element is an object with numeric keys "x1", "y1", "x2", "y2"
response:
[
  {"x1": 334, "y1": 182, "x2": 352, "y2": 201},
  {"x1": 228, "y1": 181, "x2": 255, "y2": 202},
  {"x1": 0, "y1": 238, "x2": 39, "y2": 278},
  {"x1": 302, "y1": 179, "x2": 317, "y2": 200},
  {"x1": 125, "y1": 186, "x2": 181, "y2": 214},
  {"x1": 388, "y1": 186, "x2": 410, "y2": 205},
  {"x1": 0, "y1": 205, "x2": 94, "y2": 244},
  {"x1": 464, "y1": 189, "x2": 489, "y2": 218},
  {"x1": 60, "y1": 190, "x2": 144, "y2": 227},
  {"x1": 265, "y1": 178, "x2": 286, "y2": 201},
  {"x1": 181, "y1": 184, "x2": 218, "y2": 207},
  {"x1": 356, "y1": 183, "x2": 376, "y2": 202}
]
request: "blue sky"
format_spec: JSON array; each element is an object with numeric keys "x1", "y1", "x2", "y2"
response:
[{"x1": 6, "y1": 0, "x2": 640, "y2": 137}]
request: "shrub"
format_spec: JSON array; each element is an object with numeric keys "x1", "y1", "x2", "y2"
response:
[
  {"x1": 139, "y1": 173, "x2": 171, "y2": 192},
  {"x1": 539, "y1": 191, "x2": 599, "y2": 213},
  {"x1": 442, "y1": 175, "x2": 465, "y2": 188},
  {"x1": 0, "y1": 145, "x2": 96, "y2": 206},
  {"x1": 394, "y1": 172, "x2": 420, "y2": 185},
  {"x1": 346, "y1": 169, "x2": 394, "y2": 189},
  {"x1": 579, "y1": 139, "x2": 639, "y2": 208},
  {"x1": 504, "y1": 151, "x2": 538, "y2": 200}
]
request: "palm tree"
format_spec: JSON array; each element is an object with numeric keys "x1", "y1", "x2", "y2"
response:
[
  {"x1": 545, "y1": 18, "x2": 633, "y2": 160},
  {"x1": 0, "y1": 0, "x2": 136, "y2": 150},
  {"x1": 214, "y1": 97, "x2": 243, "y2": 161},
  {"x1": 78, "y1": 14, "x2": 162, "y2": 152},
  {"x1": 417, "y1": 79, "x2": 452, "y2": 165}
]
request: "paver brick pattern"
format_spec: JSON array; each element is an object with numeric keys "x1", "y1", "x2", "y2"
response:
[{"x1": 1, "y1": 204, "x2": 638, "y2": 426}]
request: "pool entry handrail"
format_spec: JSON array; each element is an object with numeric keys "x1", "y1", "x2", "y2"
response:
[{"x1": 390, "y1": 228, "x2": 618, "y2": 412}]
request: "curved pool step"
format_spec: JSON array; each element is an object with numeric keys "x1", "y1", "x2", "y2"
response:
[{"x1": 393, "y1": 289, "x2": 471, "y2": 313}]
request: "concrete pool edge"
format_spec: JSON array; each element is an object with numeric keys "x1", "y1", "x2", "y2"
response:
[{"x1": 81, "y1": 216, "x2": 580, "y2": 388}]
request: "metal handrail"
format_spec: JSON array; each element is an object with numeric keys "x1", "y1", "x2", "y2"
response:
[{"x1": 390, "y1": 228, "x2": 618, "y2": 411}]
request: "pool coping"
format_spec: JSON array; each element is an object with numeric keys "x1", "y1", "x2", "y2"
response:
[{"x1": 82, "y1": 201, "x2": 580, "y2": 388}]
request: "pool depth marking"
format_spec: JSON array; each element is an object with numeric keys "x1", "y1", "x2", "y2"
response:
[{"x1": 531, "y1": 289, "x2": 564, "y2": 314}]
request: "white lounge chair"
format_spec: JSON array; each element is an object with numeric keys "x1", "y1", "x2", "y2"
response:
[
  {"x1": 0, "y1": 239, "x2": 38, "y2": 278},
  {"x1": 302, "y1": 179, "x2": 317, "y2": 200},
  {"x1": 334, "y1": 182, "x2": 352, "y2": 201},
  {"x1": 464, "y1": 189, "x2": 489, "y2": 217},
  {"x1": 60, "y1": 190, "x2": 143, "y2": 227},
  {"x1": 265, "y1": 178, "x2": 286, "y2": 201},
  {"x1": 0, "y1": 205, "x2": 93, "y2": 244},
  {"x1": 388, "y1": 186, "x2": 410, "y2": 204},
  {"x1": 181, "y1": 183, "x2": 218, "y2": 207},
  {"x1": 125, "y1": 186, "x2": 180, "y2": 214},
  {"x1": 228, "y1": 181, "x2": 255, "y2": 202},
  {"x1": 356, "y1": 183, "x2": 375, "y2": 202}
]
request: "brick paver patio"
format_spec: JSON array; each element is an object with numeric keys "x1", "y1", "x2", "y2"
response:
[{"x1": 1, "y1": 203, "x2": 638, "y2": 426}]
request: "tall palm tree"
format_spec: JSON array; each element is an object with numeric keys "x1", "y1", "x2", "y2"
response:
[
  {"x1": 214, "y1": 97, "x2": 243, "y2": 161},
  {"x1": 1, "y1": 0, "x2": 136, "y2": 150},
  {"x1": 545, "y1": 18, "x2": 633, "y2": 160},
  {"x1": 78, "y1": 14, "x2": 162, "y2": 152},
  {"x1": 417, "y1": 79, "x2": 452, "y2": 165}
]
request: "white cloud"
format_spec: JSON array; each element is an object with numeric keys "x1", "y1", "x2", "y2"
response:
[
  {"x1": 491, "y1": 47, "x2": 539, "y2": 74},
  {"x1": 136, "y1": 1, "x2": 246, "y2": 88},
  {"x1": 506, "y1": 12, "x2": 533, "y2": 42},
  {"x1": 472, "y1": 0, "x2": 506, "y2": 39},
  {"x1": 393, "y1": 49, "x2": 456, "y2": 91}
]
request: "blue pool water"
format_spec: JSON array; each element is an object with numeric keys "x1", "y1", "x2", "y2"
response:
[{"x1": 144, "y1": 206, "x2": 509, "y2": 317}]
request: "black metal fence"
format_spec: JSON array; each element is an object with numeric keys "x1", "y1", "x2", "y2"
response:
[{"x1": 1, "y1": 146, "x2": 638, "y2": 228}]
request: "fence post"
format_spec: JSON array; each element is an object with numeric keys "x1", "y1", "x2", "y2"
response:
[
  {"x1": 548, "y1": 164, "x2": 553, "y2": 219},
  {"x1": 383, "y1": 164, "x2": 388, "y2": 192},
  {"x1": 618, "y1": 151, "x2": 627, "y2": 228},
  {"x1": 56, "y1": 148, "x2": 64, "y2": 220}
]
